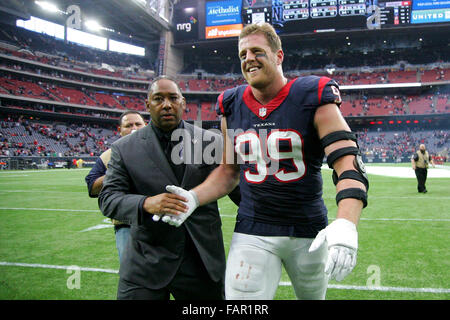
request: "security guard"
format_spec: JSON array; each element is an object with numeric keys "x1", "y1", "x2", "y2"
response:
[{"x1": 411, "y1": 144, "x2": 434, "y2": 193}]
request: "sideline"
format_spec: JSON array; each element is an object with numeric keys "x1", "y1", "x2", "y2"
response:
[{"x1": 1, "y1": 261, "x2": 448, "y2": 294}]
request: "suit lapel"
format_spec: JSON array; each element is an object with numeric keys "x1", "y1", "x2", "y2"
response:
[{"x1": 141, "y1": 124, "x2": 178, "y2": 185}]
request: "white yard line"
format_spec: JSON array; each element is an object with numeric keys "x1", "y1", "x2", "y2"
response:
[
  {"x1": 0, "y1": 175, "x2": 29, "y2": 177},
  {"x1": 279, "y1": 281, "x2": 450, "y2": 294},
  {"x1": 219, "y1": 214, "x2": 450, "y2": 222},
  {"x1": 322, "y1": 165, "x2": 450, "y2": 178},
  {"x1": 79, "y1": 224, "x2": 114, "y2": 232},
  {"x1": 0, "y1": 261, "x2": 447, "y2": 294},
  {"x1": 337, "y1": 217, "x2": 450, "y2": 222},
  {"x1": 1, "y1": 208, "x2": 448, "y2": 222},
  {"x1": 322, "y1": 196, "x2": 450, "y2": 200},
  {"x1": 0, "y1": 169, "x2": 91, "y2": 174},
  {"x1": 0, "y1": 207, "x2": 99, "y2": 212},
  {"x1": 0, "y1": 262, "x2": 118, "y2": 274},
  {"x1": 0, "y1": 190, "x2": 86, "y2": 193}
]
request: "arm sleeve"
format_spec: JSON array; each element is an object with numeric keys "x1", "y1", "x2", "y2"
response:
[
  {"x1": 85, "y1": 157, "x2": 107, "y2": 198},
  {"x1": 302, "y1": 76, "x2": 342, "y2": 108},
  {"x1": 318, "y1": 77, "x2": 342, "y2": 107},
  {"x1": 216, "y1": 87, "x2": 238, "y2": 117}
]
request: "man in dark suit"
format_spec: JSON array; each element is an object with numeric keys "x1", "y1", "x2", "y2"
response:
[{"x1": 98, "y1": 76, "x2": 226, "y2": 300}]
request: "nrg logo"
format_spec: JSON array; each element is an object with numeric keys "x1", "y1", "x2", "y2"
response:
[{"x1": 177, "y1": 16, "x2": 197, "y2": 32}]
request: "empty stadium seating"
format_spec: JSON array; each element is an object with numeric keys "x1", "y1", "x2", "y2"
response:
[
  {"x1": 94, "y1": 92, "x2": 124, "y2": 109},
  {"x1": 183, "y1": 103, "x2": 198, "y2": 121},
  {"x1": 407, "y1": 95, "x2": 435, "y2": 115},
  {"x1": 200, "y1": 102, "x2": 218, "y2": 121},
  {"x1": 0, "y1": 118, "x2": 118, "y2": 157}
]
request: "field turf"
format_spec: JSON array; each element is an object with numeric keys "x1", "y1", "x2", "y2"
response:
[{"x1": 0, "y1": 165, "x2": 449, "y2": 300}]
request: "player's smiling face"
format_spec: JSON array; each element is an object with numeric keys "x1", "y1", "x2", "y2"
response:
[{"x1": 238, "y1": 33, "x2": 281, "y2": 89}]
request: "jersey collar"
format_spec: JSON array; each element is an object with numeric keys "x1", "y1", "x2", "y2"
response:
[{"x1": 243, "y1": 78, "x2": 296, "y2": 120}]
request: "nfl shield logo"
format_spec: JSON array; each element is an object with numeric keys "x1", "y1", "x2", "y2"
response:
[{"x1": 259, "y1": 107, "x2": 267, "y2": 117}]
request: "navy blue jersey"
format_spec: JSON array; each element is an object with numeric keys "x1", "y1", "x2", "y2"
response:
[{"x1": 216, "y1": 76, "x2": 342, "y2": 236}]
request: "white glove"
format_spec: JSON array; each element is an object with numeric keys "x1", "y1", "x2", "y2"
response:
[
  {"x1": 157, "y1": 185, "x2": 199, "y2": 227},
  {"x1": 309, "y1": 218, "x2": 358, "y2": 282},
  {"x1": 151, "y1": 214, "x2": 170, "y2": 222}
]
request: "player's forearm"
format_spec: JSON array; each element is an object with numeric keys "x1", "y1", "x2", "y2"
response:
[
  {"x1": 90, "y1": 176, "x2": 105, "y2": 196},
  {"x1": 192, "y1": 164, "x2": 239, "y2": 206},
  {"x1": 333, "y1": 156, "x2": 365, "y2": 226},
  {"x1": 336, "y1": 198, "x2": 363, "y2": 225}
]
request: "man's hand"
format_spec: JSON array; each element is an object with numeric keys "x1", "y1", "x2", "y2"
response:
[
  {"x1": 143, "y1": 193, "x2": 188, "y2": 222},
  {"x1": 309, "y1": 218, "x2": 358, "y2": 281},
  {"x1": 154, "y1": 186, "x2": 199, "y2": 227}
]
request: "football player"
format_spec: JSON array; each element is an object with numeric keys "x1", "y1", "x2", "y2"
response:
[{"x1": 158, "y1": 23, "x2": 368, "y2": 300}]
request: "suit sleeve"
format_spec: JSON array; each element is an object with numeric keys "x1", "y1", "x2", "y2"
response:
[{"x1": 98, "y1": 143, "x2": 147, "y2": 226}]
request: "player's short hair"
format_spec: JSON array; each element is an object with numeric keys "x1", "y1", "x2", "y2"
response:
[
  {"x1": 147, "y1": 75, "x2": 183, "y2": 98},
  {"x1": 118, "y1": 110, "x2": 144, "y2": 126},
  {"x1": 239, "y1": 23, "x2": 282, "y2": 53}
]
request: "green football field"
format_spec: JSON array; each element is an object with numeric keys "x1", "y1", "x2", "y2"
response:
[{"x1": 0, "y1": 165, "x2": 449, "y2": 300}]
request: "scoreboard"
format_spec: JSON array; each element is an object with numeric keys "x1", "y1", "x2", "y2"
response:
[
  {"x1": 380, "y1": 1, "x2": 412, "y2": 25},
  {"x1": 173, "y1": 0, "x2": 450, "y2": 43},
  {"x1": 339, "y1": 0, "x2": 367, "y2": 17},
  {"x1": 248, "y1": 0, "x2": 417, "y2": 33}
]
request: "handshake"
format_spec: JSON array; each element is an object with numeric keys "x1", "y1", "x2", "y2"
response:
[{"x1": 152, "y1": 186, "x2": 199, "y2": 227}]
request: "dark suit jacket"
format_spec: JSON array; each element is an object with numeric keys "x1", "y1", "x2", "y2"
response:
[{"x1": 98, "y1": 121, "x2": 226, "y2": 290}]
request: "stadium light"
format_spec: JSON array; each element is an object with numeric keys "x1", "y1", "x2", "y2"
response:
[
  {"x1": 35, "y1": 1, "x2": 59, "y2": 13},
  {"x1": 85, "y1": 20, "x2": 102, "y2": 31},
  {"x1": 84, "y1": 20, "x2": 115, "y2": 33}
]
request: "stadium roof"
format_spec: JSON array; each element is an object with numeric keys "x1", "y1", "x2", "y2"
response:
[{"x1": 0, "y1": 0, "x2": 169, "y2": 44}]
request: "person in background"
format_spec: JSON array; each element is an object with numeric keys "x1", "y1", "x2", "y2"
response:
[
  {"x1": 411, "y1": 143, "x2": 434, "y2": 193},
  {"x1": 85, "y1": 110, "x2": 146, "y2": 263}
]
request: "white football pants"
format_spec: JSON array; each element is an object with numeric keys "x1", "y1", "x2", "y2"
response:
[{"x1": 225, "y1": 232, "x2": 328, "y2": 300}]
